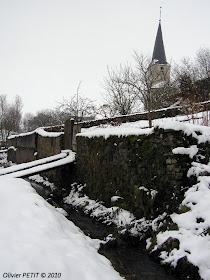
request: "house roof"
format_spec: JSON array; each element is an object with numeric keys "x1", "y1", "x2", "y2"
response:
[{"x1": 152, "y1": 22, "x2": 167, "y2": 65}]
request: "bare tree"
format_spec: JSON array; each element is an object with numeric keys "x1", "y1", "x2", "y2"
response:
[
  {"x1": 196, "y1": 47, "x2": 210, "y2": 79},
  {"x1": 22, "y1": 109, "x2": 61, "y2": 132},
  {"x1": 57, "y1": 82, "x2": 96, "y2": 123},
  {"x1": 101, "y1": 52, "x2": 176, "y2": 127},
  {"x1": 173, "y1": 49, "x2": 210, "y2": 101},
  {"x1": 0, "y1": 95, "x2": 8, "y2": 143},
  {"x1": 6, "y1": 95, "x2": 23, "y2": 133},
  {"x1": 132, "y1": 53, "x2": 155, "y2": 127},
  {"x1": 173, "y1": 49, "x2": 210, "y2": 124},
  {"x1": 0, "y1": 94, "x2": 23, "y2": 143},
  {"x1": 133, "y1": 52, "x2": 176, "y2": 119},
  {"x1": 22, "y1": 113, "x2": 35, "y2": 132},
  {"x1": 101, "y1": 65, "x2": 140, "y2": 117}
]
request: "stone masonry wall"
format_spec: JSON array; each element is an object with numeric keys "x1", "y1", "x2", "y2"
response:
[
  {"x1": 7, "y1": 132, "x2": 64, "y2": 164},
  {"x1": 76, "y1": 128, "x2": 209, "y2": 220},
  {"x1": 7, "y1": 133, "x2": 37, "y2": 163},
  {"x1": 37, "y1": 134, "x2": 63, "y2": 159}
]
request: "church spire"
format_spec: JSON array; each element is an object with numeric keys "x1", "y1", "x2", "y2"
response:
[
  {"x1": 149, "y1": 11, "x2": 171, "y2": 86},
  {"x1": 152, "y1": 18, "x2": 167, "y2": 65}
]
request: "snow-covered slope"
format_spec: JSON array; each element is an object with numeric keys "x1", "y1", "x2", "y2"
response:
[{"x1": 0, "y1": 177, "x2": 123, "y2": 280}]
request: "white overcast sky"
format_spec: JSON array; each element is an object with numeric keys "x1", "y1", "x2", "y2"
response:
[{"x1": 0, "y1": 0, "x2": 209, "y2": 115}]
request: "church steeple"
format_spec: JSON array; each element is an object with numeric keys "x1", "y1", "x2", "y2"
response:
[
  {"x1": 149, "y1": 13, "x2": 171, "y2": 87},
  {"x1": 152, "y1": 21, "x2": 167, "y2": 65}
]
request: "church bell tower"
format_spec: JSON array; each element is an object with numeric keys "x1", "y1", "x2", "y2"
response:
[{"x1": 150, "y1": 10, "x2": 170, "y2": 87}]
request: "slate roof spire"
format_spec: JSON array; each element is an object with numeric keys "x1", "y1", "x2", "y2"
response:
[{"x1": 152, "y1": 19, "x2": 167, "y2": 65}]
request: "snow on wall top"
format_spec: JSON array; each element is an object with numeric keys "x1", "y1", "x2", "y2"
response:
[
  {"x1": 78, "y1": 124, "x2": 154, "y2": 139},
  {"x1": 8, "y1": 127, "x2": 64, "y2": 139},
  {"x1": 77, "y1": 118, "x2": 210, "y2": 144},
  {"x1": 155, "y1": 122, "x2": 210, "y2": 144}
]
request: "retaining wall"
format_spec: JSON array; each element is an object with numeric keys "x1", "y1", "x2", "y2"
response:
[
  {"x1": 7, "y1": 131, "x2": 64, "y2": 164},
  {"x1": 76, "y1": 127, "x2": 210, "y2": 220},
  {"x1": 6, "y1": 119, "x2": 80, "y2": 164}
]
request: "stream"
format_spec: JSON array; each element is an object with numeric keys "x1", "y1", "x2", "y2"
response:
[{"x1": 28, "y1": 180, "x2": 179, "y2": 280}]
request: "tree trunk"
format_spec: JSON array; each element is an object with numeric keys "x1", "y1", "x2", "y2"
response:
[{"x1": 147, "y1": 95, "x2": 152, "y2": 128}]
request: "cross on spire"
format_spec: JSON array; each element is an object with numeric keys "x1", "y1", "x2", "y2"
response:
[
  {"x1": 152, "y1": 12, "x2": 167, "y2": 65},
  {"x1": 159, "y1": 6, "x2": 162, "y2": 22}
]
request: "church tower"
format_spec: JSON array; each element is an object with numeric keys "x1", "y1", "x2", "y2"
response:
[{"x1": 150, "y1": 14, "x2": 170, "y2": 87}]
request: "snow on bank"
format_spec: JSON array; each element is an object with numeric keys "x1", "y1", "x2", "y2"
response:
[
  {"x1": 63, "y1": 183, "x2": 167, "y2": 239},
  {"x1": 154, "y1": 163, "x2": 210, "y2": 280},
  {"x1": 0, "y1": 177, "x2": 123, "y2": 280},
  {"x1": 29, "y1": 174, "x2": 56, "y2": 191},
  {"x1": 64, "y1": 184, "x2": 135, "y2": 228}
]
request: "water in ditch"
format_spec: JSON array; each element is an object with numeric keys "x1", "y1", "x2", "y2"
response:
[{"x1": 28, "y1": 180, "x2": 178, "y2": 280}]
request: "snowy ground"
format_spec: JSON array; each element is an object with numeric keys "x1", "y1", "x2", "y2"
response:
[{"x1": 0, "y1": 177, "x2": 124, "y2": 280}]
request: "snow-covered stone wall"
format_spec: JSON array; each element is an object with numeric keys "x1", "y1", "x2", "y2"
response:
[
  {"x1": 76, "y1": 126, "x2": 210, "y2": 220},
  {"x1": 7, "y1": 128, "x2": 64, "y2": 164}
]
